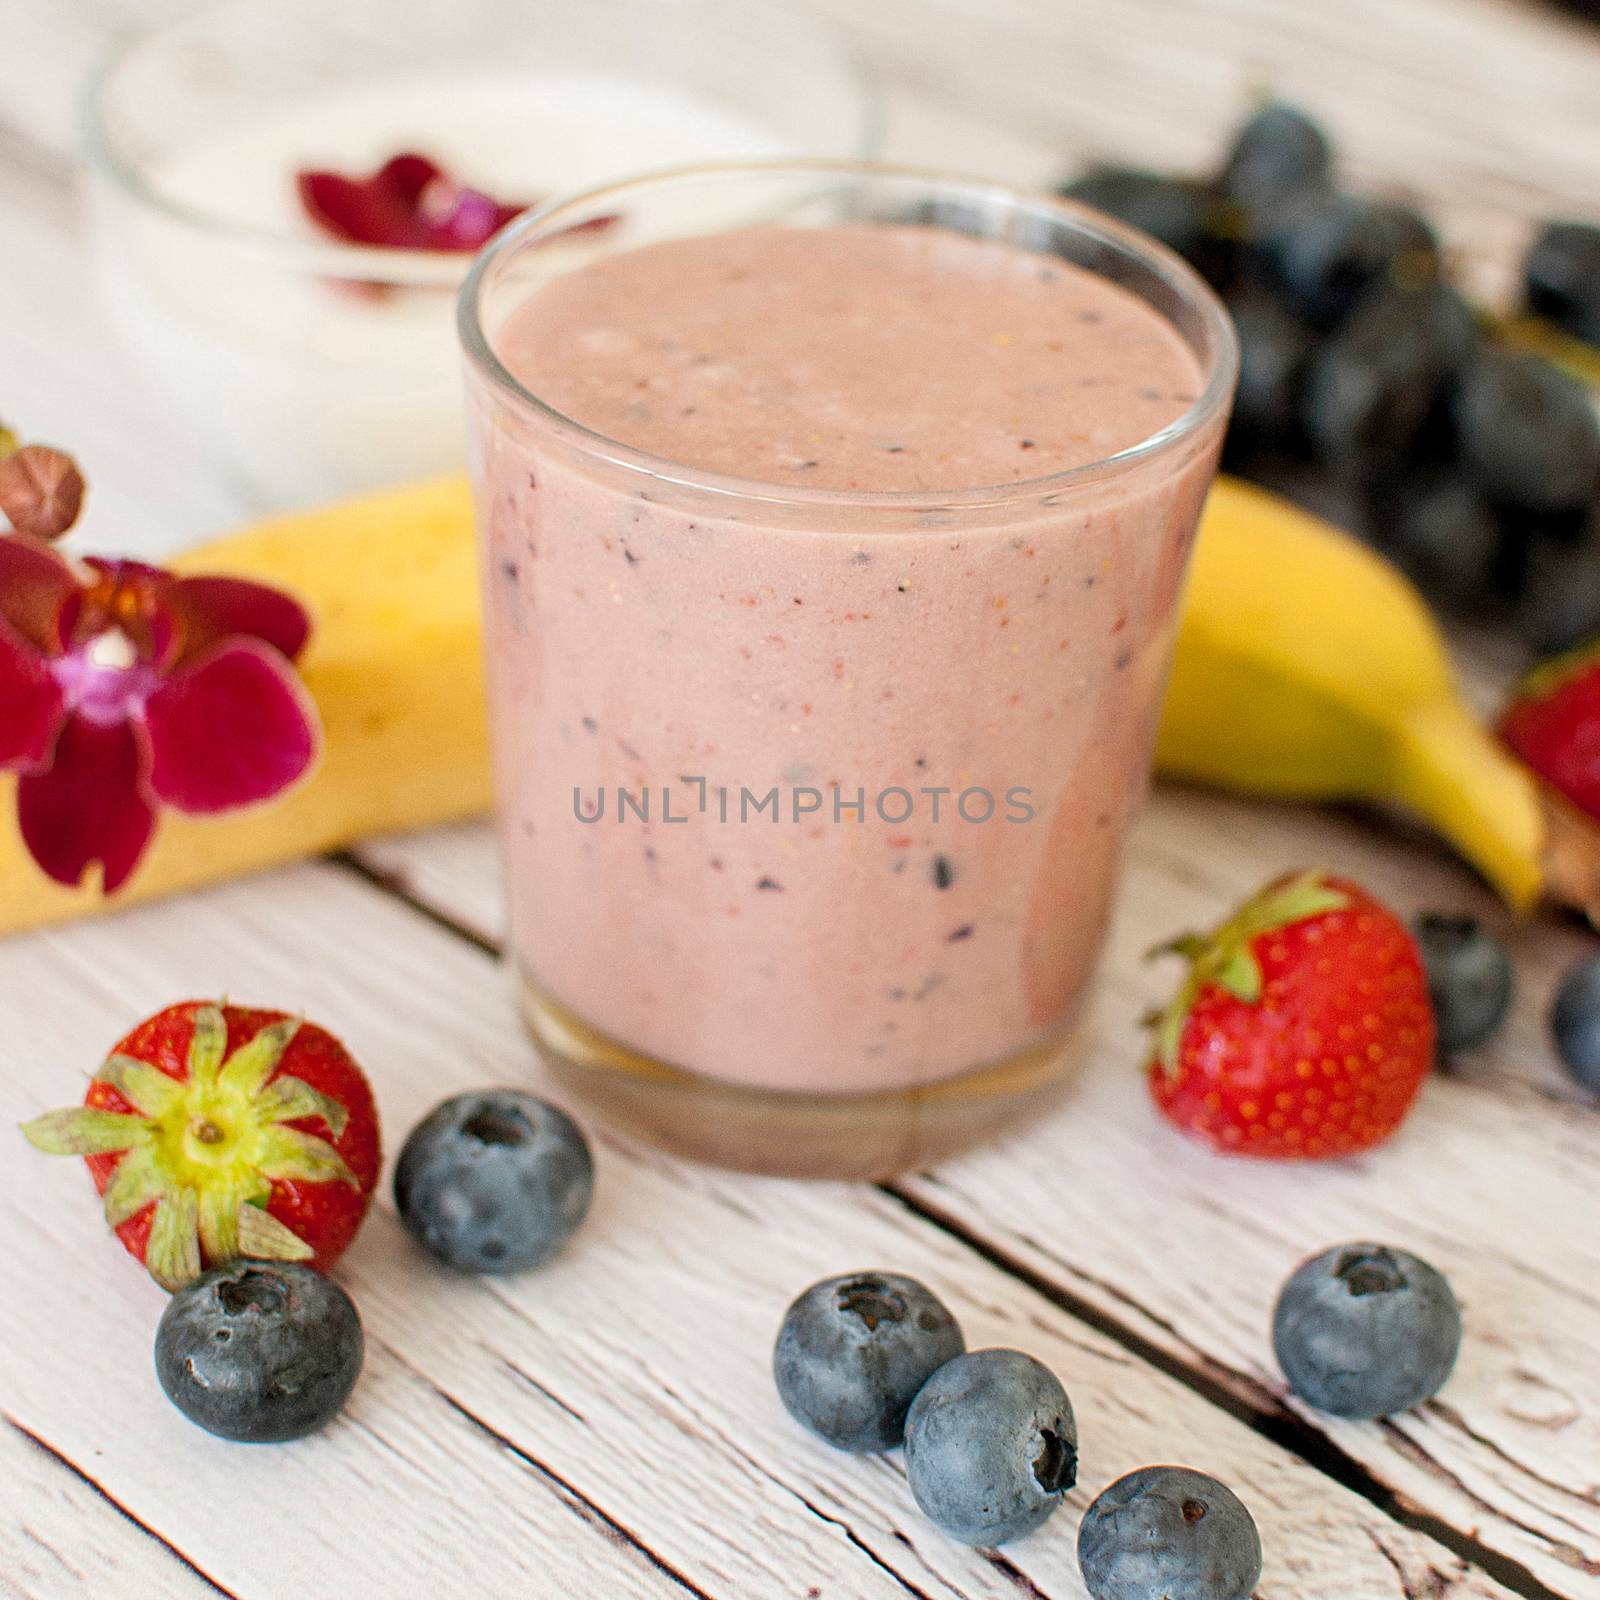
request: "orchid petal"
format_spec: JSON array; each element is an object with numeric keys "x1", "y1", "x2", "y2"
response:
[
  {"x1": 169, "y1": 575, "x2": 312, "y2": 666},
  {"x1": 0, "y1": 613, "x2": 65, "y2": 771},
  {"x1": 297, "y1": 150, "x2": 526, "y2": 251},
  {"x1": 377, "y1": 152, "x2": 444, "y2": 203},
  {"x1": 0, "y1": 534, "x2": 77, "y2": 652},
  {"x1": 16, "y1": 714, "x2": 156, "y2": 892},
  {"x1": 72, "y1": 558, "x2": 179, "y2": 667},
  {"x1": 142, "y1": 640, "x2": 318, "y2": 815}
]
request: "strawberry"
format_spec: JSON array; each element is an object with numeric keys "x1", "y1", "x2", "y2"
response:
[
  {"x1": 1144, "y1": 871, "x2": 1434, "y2": 1159},
  {"x1": 22, "y1": 1001, "x2": 380, "y2": 1290},
  {"x1": 1499, "y1": 639, "x2": 1600, "y2": 823}
]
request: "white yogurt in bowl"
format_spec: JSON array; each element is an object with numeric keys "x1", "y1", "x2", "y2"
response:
[{"x1": 86, "y1": 0, "x2": 879, "y2": 508}]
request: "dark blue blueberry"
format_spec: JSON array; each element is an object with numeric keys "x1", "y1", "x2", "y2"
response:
[
  {"x1": 394, "y1": 1090, "x2": 593, "y2": 1273},
  {"x1": 1382, "y1": 470, "x2": 1504, "y2": 608},
  {"x1": 1224, "y1": 287, "x2": 1316, "y2": 454},
  {"x1": 154, "y1": 1262, "x2": 363, "y2": 1443},
  {"x1": 1452, "y1": 351, "x2": 1600, "y2": 513},
  {"x1": 773, "y1": 1271, "x2": 963, "y2": 1452},
  {"x1": 1515, "y1": 521, "x2": 1600, "y2": 656},
  {"x1": 1526, "y1": 220, "x2": 1600, "y2": 346},
  {"x1": 1552, "y1": 957, "x2": 1600, "y2": 1092},
  {"x1": 1077, "y1": 1466, "x2": 1262, "y2": 1600},
  {"x1": 1273, "y1": 1243, "x2": 1461, "y2": 1419},
  {"x1": 1218, "y1": 101, "x2": 1332, "y2": 218},
  {"x1": 1412, "y1": 913, "x2": 1514, "y2": 1055},
  {"x1": 903, "y1": 1348, "x2": 1076, "y2": 1545},
  {"x1": 1302, "y1": 282, "x2": 1476, "y2": 471},
  {"x1": 1060, "y1": 168, "x2": 1231, "y2": 284},
  {"x1": 1257, "y1": 193, "x2": 1438, "y2": 329},
  {"x1": 1384, "y1": 470, "x2": 1502, "y2": 608}
]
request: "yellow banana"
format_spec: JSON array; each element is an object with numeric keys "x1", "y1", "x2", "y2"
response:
[
  {"x1": 1157, "y1": 476, "x2": 1599, "y2": 917},
  {"x1": 3, "y1": 471, "x2": 1594, "y2": 938},
  {"x1": 0, "y1": 476, "x2": 489, "y2": 935}
]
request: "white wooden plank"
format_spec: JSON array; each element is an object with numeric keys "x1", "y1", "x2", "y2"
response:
[
  {"x1": 0, "y1": 1421, "x2": 223, "y2": 1600},
  {"x1": 0, "y1": 861, "x2": 1520, "y2": 1599},
  {"x1": 1, "y1": 1196, "x2": 696, "y2": 1599},
  {"x1": 897, "y1": 786, "x2": 1600, "y2": 1596},
  {"x1": 3, "y1": 1, "x2": 1599, "y2": 1594},
  {"x1": 352, "y1": 788, "x2": 1600, "y2": 1598}
]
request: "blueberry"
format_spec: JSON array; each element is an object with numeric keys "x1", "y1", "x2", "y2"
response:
[
  {"x1": 1552, "y1": 957, "x2": 1600, "y2": 1092},
  {"x1": 1453, "y1": 351, "x2": 1600, "y2": 513},
  {"x1": 1218, "y1": 101, "x2": 1333, "y2": 218},
  {"x1": 1224, "y1": 288, "x2": 1316, "y2": 453},
  {"x1": 1257, "y1": 193, "x2": 1438, "y2": 329},
  {"x1": 1412, "y1": 913, "x2": 1513, "y2": 1054},
  {"x1": 394, "y1": 1090, "x2": 593, "y2": 1273},
  {"x1": 1060, "y1": 169, "x2": 1231, "y2": 284},
  {"x1": 1273, "y1": 1243, "x2": 1461, "y2": 1419},
  {"x1": 1302, "y1": 283, "x2": 1476, "y2": 472},
  {"x1": 1078, "y1": 1466, "x2": 1263, "y2": 1600},
  {"x1": 773, "y1": 1271, "x2": 963, "y2": 1452},
  {"x1": 1526, "y1": 220, "x2": 1600, "y2": 346},
  {"x1": 904, "y1": 1348, "x2": 1076, "y2": 1546},
  {"x1": 1384, "y1": 471, "x2": 1502, "y2": 608},
  {"x1": 154, "y1": 1262, "x2": 363, "y2": 1443},
  {"x1": 1516, "y1": 523, "x2": 1600, "y2": 655}
]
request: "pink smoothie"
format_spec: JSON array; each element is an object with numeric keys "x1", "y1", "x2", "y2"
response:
[{"x1": 471, "y1": 223, "x2": 1222, "y2": 1094}]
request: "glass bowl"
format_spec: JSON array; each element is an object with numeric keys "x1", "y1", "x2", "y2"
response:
[{"x1": 84, "y1": 0, "x2": 881, "y2": 508}]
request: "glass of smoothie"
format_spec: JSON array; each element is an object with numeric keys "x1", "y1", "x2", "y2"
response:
[{"x1": 460, "y1": 163, "x2": 1236, "y2": 1179}]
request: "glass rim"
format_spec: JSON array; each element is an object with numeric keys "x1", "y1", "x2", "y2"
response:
[
  {"x1": 79, "y1": 0, "x2": 885, "y2": 288},
  {"x1": 459, "y1": 159, "x2": 1239, "y2": 512}
]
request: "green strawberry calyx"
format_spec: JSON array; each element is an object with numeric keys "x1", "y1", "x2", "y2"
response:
[
  {"x1": 20, "y1": 1004, "x2": 358, "y2": 1291},
  {"x1": 1142, "y1": 870, "x2": 1350, "y2": 1078}
]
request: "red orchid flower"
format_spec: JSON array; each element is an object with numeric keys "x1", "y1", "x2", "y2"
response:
[
  {"x1": 0, "y1": 537, "x2": 317, "y2": 892},
  {"x1": 296, "y1": 151, "x2": 618, "y2": 255},
  {"x1": 297, "y1": 152, "x2": 526, "y2": 252}
]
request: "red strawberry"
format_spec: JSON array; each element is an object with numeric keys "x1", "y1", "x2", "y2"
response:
[
  {"x1": 1499, "y1": 640, "x2": 1600, "y2": 823},
  {"x1": 22, "y1": 1001, "x2": 380, "y2": 1289},
  {"x1": 1145, "y1": 871, "x2": 1434, "y2": 1159}
]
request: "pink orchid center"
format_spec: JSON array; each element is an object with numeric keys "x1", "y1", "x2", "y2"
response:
[{"x1": 52, "y1": 627, "x2": 163, "y2": 726}]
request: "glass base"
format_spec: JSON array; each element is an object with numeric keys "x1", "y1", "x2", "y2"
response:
[{"x1": 518, "y1": 973, "x2": 1084, "y2": 1180}]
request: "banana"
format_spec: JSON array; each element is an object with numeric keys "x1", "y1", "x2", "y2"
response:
[
  {"x1": 0, "y1": 476, "x2": 489, "y2": 935},
  {"x1": 3, "y1": 471, "x2": 1594, "y2": 938},
  {"x1": 1157, "y1": 476, "x2": 1599, "y2": 918}
]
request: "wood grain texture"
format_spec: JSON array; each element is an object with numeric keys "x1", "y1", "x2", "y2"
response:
[
  {"x1": 5, "y1": 1, "x2": 1600, "y2": 1595},
  {"x1": 354, "y1": 791, "x2": 1600, "y2": 1598},
  {"x1": 0, "y1": 862, "x2": 1524, "y2": 1599},
  {"x1": 0, "y1": 1420, "x2": 225, "y2": 1600}
]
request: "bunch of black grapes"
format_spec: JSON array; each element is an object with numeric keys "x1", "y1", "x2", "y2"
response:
[{"x1": 1062, "y1": 103, "x2": 1600, "y2": 656}]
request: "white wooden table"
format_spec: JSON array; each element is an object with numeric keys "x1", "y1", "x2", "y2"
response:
[{"x1": 4, "y1": 4, "x2": 1599, "y2": 1597}]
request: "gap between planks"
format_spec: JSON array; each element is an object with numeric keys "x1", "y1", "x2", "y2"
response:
[
  {"x1": 343, "y1": 784, "x2": 1600, "y2": 1599},
  {"x1": 0, "y1": 859, "x2": 1530, "y2": 1600},
  {"x1": 4, "y1": 1418, "x2": 238, "y2": 1600},
  {"x1": 332, "y1": 848, "x2": 1570, "y2": 1600}
]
